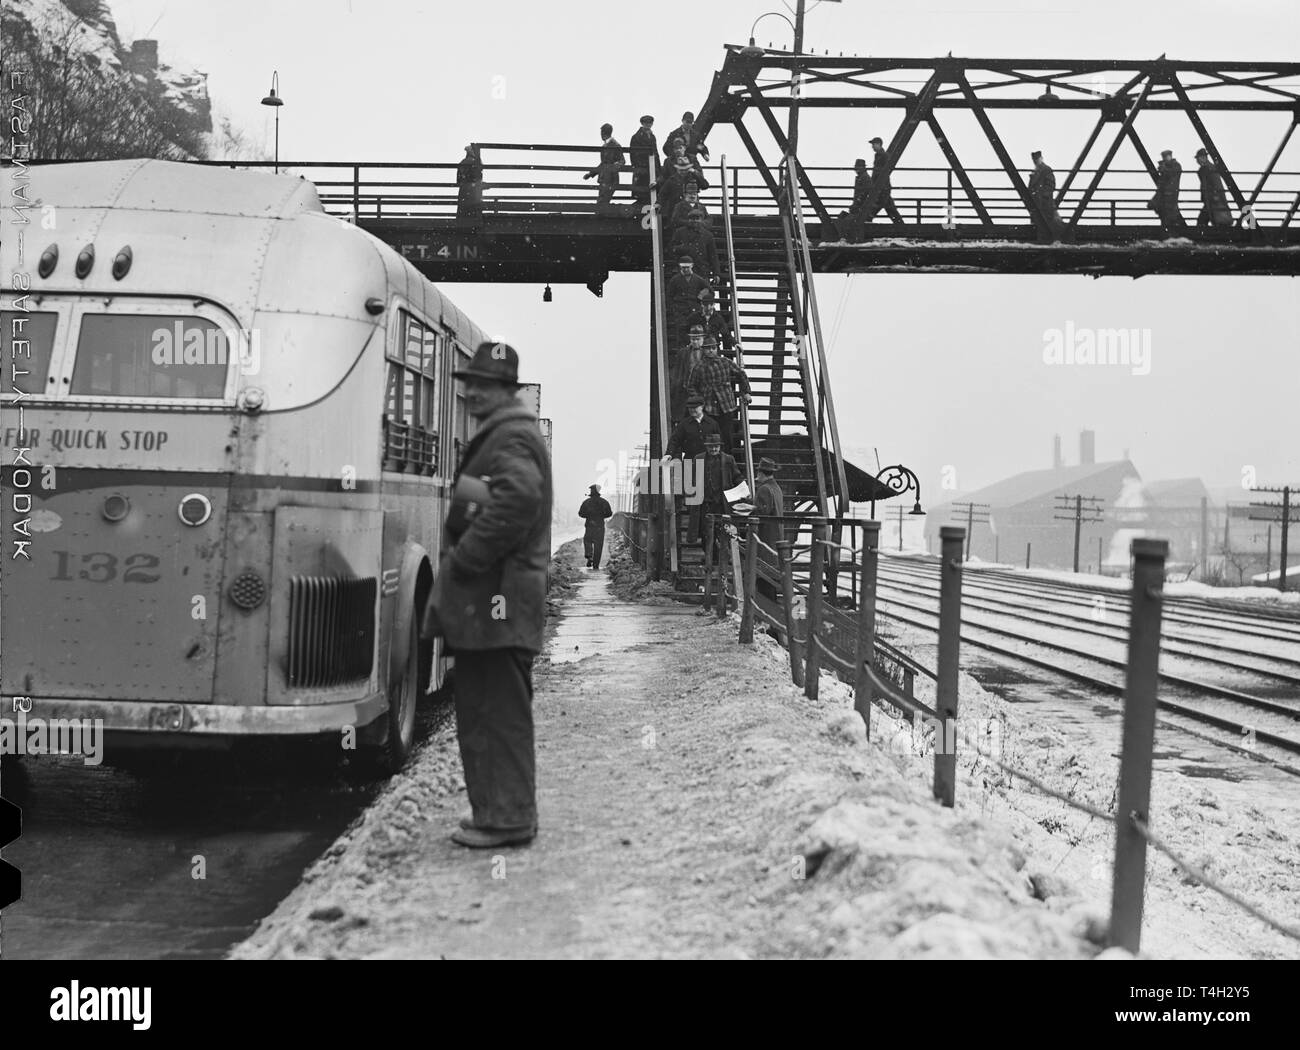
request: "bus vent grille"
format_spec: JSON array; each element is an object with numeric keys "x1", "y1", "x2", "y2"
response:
[{"x1": 287, "y1": 575, "x2": 377, "y2": 688}]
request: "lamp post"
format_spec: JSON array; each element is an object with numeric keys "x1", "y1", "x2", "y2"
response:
[
  {"x1": 261, "y1": 71, "x2": 283, "y2": 173},
  {"x1": 871, "y1": 464, "x2": 926, "y2": 522}
]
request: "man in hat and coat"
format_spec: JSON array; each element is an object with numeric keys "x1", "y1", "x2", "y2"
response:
[
  {"x1": 666, "y1": 394, "x2": 721, "y2": 462},
  {"x1": 630, "y1": 115, "x2": 658, "y2": 208},
  {"x1": 694, "y1": 287, "x2": 736, "y2": 355},
  {"x1": 687, "y1": 337, "x2": 752, "y2": 455},
  {"x1": 666, "y1": 255, "x2": 710, "y2": 348},
  {"x1": 752, "y1": 457, "x2": 785, "y2": 606},
  {"x1": 664, "y1": 110, "x2": 710, "y2": 165},
  {"x1": 578, "y1": 484, "x2": 613, "y2": 569},
  {"x1": 1150, "y1": 150, "x2": 1186, "y2": 235},
  {"x1": 426, "y1": 342, "x2": 552, "y2": 848},
  {"x1": 1195, "y1": 148, "x2": 1232, "y2": 229},
  {"x1": 867, "y1": 137, "x2": 903, "y2": 223},
  {"x1": 1028, "y1": 150, "x2": 1066, "y2": 242},
  {"x1": 584, "y1": 122, "x2": 626, "y2": 207},
  {"x1": 690, "y1": 432, "x2": 743, "y2": 547},
  {"x1": 456, "y1": 144, "x2": 483, "y2": 221},
  {"x1": 669, "y1": 208, "x2": 719, "y2": 280}
]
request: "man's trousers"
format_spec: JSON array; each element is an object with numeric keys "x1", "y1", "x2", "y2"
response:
[
  {"x1": 584, "y1": 525, "x2": 606, "y2": 569},
  {"x1": 451, "y1": 647, "x2": 538, "y2": 831}
]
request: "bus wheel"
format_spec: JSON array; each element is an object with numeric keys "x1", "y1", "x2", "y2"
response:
[{"x1": 368, "y1": 611, "x2": 422, "y2": 775}]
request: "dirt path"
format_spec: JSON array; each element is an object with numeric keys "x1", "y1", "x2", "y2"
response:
[{"x1": 232, "y1": 539, "x2": 1095, "y2": 960}]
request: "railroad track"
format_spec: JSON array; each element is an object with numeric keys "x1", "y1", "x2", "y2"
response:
[{"x1": 872, "y1": 559, "x2": 1300, "y2": 763}]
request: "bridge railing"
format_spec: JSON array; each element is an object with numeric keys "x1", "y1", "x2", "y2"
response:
[{"x1": 199, "y1": 150, "x2": 1298, "y2": 230}]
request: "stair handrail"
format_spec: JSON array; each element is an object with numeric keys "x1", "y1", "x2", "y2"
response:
[
  {"x1": 776, "y1": 168, "x2": 831, "y2": 518},
  {"x1": 718, "y1": 157, "x2": 756, "y2": 494},
  {"x1": 648, "y1": 153, "x2": 678, "y2": 576},
  {"x1": 785, "y1": 154, "x2": 851, "y2": 518}
]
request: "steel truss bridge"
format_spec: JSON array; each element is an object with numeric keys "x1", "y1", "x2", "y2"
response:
[{"x1": 193, "y1": 53, "x2": 1299, "y2": 580}]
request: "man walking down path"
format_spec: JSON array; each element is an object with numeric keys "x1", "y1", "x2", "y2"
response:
[
  {"x1": 584, "y1": 123, "x2": 626, "y2": 207},
  {"x1": 752, "y1": 457, "x2": 785, "y2": 608},
  {"x1": 579, "y1": 484, "x2": 613, "y2": 570},
  {"x1": 428, "y1": 342, "x2": 552, "y2": 849}
]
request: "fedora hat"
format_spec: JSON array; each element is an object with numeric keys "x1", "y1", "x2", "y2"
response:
[
  {"x1": 454, "y1": 341, "x2": 521, "y2": 385},
  {"x1": 588, "y1": 483, "x2": 602, "y2": 494},
  {"x1": 756, "y1": 457, "x2": 778, "y2": 475}
]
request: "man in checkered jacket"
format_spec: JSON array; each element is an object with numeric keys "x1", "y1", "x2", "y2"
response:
[{"x1": 686, "y1": 338, "x2": 752, "y2": 454}]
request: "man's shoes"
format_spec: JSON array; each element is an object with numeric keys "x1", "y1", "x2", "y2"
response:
[{"x1": 451, "y1": 824, "x2": 537, "y2": 849}]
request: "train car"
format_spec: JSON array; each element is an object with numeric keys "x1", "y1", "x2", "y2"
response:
[{"x1": 0, "y1": 159, "x2": 528, "y2": 773}]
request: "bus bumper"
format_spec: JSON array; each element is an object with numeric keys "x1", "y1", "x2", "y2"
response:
[{"x1": 2, "y1": 693, "x2": 388, "y2": 737}]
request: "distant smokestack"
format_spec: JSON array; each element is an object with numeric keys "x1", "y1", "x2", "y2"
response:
[
  {"x1": 1053, "y1": 434, "x2": 1062, "y2": 470},
  {"x1": 1080, "y1": 429, "x2": 1096, "y2": 466}
]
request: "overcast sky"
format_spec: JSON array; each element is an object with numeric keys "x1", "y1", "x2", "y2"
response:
[{"x1": 105, "y1": 0, "x2": 1299, "y2": 510}]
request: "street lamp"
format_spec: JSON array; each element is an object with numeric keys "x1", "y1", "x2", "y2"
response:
[
  {"x1": 261, "y1": 71, "x2": 283, "y2": 174},
  {"x1": 871, "y1": 464, "x2": 926, "y2": 520},
  {"x1": 739, "y1": 12, "x2": 796, "y2": 58}
]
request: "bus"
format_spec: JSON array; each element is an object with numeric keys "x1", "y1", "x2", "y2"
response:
[{"x1": 0, "y1": 159, "x2": 531, "y2": 773}]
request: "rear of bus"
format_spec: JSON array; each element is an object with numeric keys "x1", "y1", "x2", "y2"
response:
[{"x1": 0, "y1": 160, "x2": 397, "y2": 754}]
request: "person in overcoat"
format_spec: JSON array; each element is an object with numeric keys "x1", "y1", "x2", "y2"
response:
[
  {"x1": 578, "y1": 484, "x2": 614, "y2": 569},
  {"x1": 752, "y1": 457, "x2": 785, "y2": 605},
  {"x1": 427, "y1": 342, "x2": 552, "y2": 848},
  {"x1": 630, "y1": 115, "x2": 657, "y2": 208},
  {"x1": 1028, "y1": 150, "x2": 1066, "y2": 242},
  {"x1": 689, "y1": 432, "x2": 743, "y2": 547},
  {"x1": 1152, "y1": 150, "x2": 1185, "y2": 234},
  {"x1": 1195, "y1": 148, "x2": 1232, "y2": 229},
  {"x1": 457, "y1": 144, "x2": 483, "y2": 220}
]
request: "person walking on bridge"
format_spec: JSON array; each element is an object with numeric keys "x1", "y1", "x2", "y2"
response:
[
  {"x1": 584, "y1": 123, "x2": 626, "y2": 207},
  {"x1": 630, "y1": 115, "x2": 657, "y2": 209},
  {"x1": 579, "y1": 484, "x2": 613, "y2": 569},
  {"x1": 1151, "y1": 150, "x2": 1186, "y2": 235},
  {"x1": 1194, "y1": 148, "x2": 1232, "y2": 230},
  {"x1": 1028, "y1": 150, "x2": 1066, "y2": 243},
  {"x1": 868, "y1": 138, "x2": 904, "y2": 224},
  {"x1": 456, "y1": 144, "x2": 483, "y2": 222},
  {"x1": 426, "y1": 342, "x2": 552, "y2": 849}
]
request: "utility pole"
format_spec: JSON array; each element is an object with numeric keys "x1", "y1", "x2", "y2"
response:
[
  {"x1": 1249, "y1": 485, "x2": 1299, "y2": 591},
  {"x1": 789, "y1": 0, "x2": 806, "y2": 159},
  {"x1": 896, "y1": 504, "x2": 906, "y2": 551},
  {"x1": 1098, "y1": 535, "x2": 1104, "y2": 574},
  {"x1": 950, "y1": 501, "x2": 990, "y2": 561},
  {"x1": 1200, "y1": 495, "x2": 1209, "y2": 581},
  {"x1": 1054, "y1": 493, "x2": 1106, "y2": 574}
]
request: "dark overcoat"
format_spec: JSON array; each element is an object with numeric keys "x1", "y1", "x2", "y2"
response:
[
  {"x1": 431, "y1": 402, "x2": 553, "y2": 653},
  {"x1": 754, "y1": 477, "x2": 786, "y2": 547}
]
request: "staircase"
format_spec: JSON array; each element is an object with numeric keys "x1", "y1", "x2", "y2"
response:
[{"x1": 648, "y1": 160, "x2": 849, "y2": 594}]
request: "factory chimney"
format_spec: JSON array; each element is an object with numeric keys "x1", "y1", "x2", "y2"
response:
[{"x1": 1080, "y1": 429, "x2": 1096, "y2": 466}]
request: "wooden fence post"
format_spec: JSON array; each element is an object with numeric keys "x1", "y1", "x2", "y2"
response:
[
  {"x1": 778, "y1": 540, "x2": 804, "y2": 688},
  {"x1": 854, "y1": 521, "x2": 881, "y2": 737},
  {"x1": 729, "y1": 527, "x2": 744, "y2": 616},
  {"x1": 935, "y1": 526, "x2": 965, "y2": 808},
  {"x1": 702, "y1": 513, "x2": 715, "y2": 606},
  {"x1": 805, "y1": 520, "x2": 827, "y2": 699},
  {"x1": 1109, "y1": 537, "x2": 1168, "y2": 954},
  {"x1": 739, "y1": 524, "x2": 758, "y2": 643}
]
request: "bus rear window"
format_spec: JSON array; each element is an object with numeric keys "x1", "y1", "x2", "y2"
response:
[
  {"x1": 71, "y1": 314, "x2": 229, "y2": 398},
  {"x1": 2, "y1": 311, "x2": 57, "y2": 395}
]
